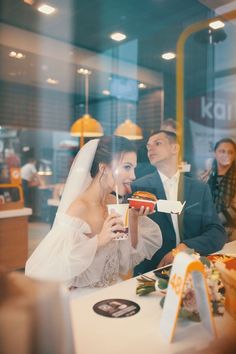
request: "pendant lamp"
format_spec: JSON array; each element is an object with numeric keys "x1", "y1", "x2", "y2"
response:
[
  {"x1": 114, "y1": 119, "x2": 143, "y2": 140},
  {"x1": 70, "y1": 70, "x2": 103, "y2": 147}
]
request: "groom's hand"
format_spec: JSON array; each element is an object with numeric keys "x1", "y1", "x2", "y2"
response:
[
  {"x1": 157, "y1": 243, "x2": 188, "y2": 268},
  {"x1": 157, "y1": 251, "x2": 174, "y2": 268}
]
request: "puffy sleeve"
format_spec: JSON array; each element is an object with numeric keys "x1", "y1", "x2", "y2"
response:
[
  {"x1": 25, "y1": 213, "x2": 98, "y2": 282},
  {"x1": 118, "y1": 216, "x2": 162, "y2": 274}
]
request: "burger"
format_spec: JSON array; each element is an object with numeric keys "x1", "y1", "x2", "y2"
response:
[
  {"x1": 128, "y1": 191, "x2": 157, "y2": 212},
  {"x1": 131, "y1": 191, "x2": 157, "y2": 202}
]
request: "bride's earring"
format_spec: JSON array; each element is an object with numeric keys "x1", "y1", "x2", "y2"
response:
[
  {"x1": 100, "y1": 166, "x2": 109, "y2": 184},
  {"x1": 98, "y1": 163, "x2": 107, "y2": 175}
]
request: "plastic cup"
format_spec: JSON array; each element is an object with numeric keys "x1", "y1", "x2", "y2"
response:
[{"x1": 107, "y1": 203, "x2": 129, "y2": 240}]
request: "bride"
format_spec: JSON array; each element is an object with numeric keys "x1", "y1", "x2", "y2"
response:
[{"x1": 25, "y1": 136, "x2": 162, "y2": 290}]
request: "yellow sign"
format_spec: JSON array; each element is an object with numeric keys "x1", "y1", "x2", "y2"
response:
[
  {"x1": 10, "y1": 168, "x2": 22, "y2": 185},
  {"x1": 160, "y1": 252, "x2": 216, "y2": 343}
]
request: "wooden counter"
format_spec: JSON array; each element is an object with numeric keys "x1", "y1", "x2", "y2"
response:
[{"x1": 0, "y1": 208, "x2": 32, "y2": 270}]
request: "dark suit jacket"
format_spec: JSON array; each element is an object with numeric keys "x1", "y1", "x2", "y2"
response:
[{"x1": 132, "y1": 171, "x2": 227, "y2": 275}]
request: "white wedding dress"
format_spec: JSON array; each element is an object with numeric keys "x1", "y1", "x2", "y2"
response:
[
  {"x1": 25, "y1": 139, "x2": 162, "y2": 290},
  {"x1": 25, "y1": 212, "x2": 162, "y2": 288}
]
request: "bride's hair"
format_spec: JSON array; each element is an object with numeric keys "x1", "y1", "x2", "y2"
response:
[{"x1": 90, "y1": 136, "x2": 136, "y2": 178}]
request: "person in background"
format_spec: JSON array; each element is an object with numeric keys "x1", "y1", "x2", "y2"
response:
[
  {"x1": 132, "y1": 130, "x2": 227, "y2": 275},
  {"x1": 160, "y1": 118, "x2": 177, "y2": 132},
  {"x1": 0, "y1": 163, "x2": 9, "y2": 183},
  {"x1": 160, "y1": 118, "x2": 191, "y2": 174},
  {"x1": 25, "y1": 136, "x2": 162, "y2": 293},
  {"x1": 21, "y1": 157, "x2": 41, "y2": 214},
  {"x1": 200, "y1": 138, "x2": 236, "y2": 241}
]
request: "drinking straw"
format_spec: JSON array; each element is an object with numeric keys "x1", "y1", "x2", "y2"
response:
[
  {"x1": 124, "y1": 208, "x2": 129, "y2": 227},
  {"x1": 115, "y1": 185, "x2": 119, "y2": 204}
]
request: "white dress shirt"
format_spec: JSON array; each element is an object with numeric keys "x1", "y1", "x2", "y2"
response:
[
  {"x1": 21, "y1": 162, "x2": 37, "y2": 182},
  {"x1": 158, "y1": 170, "x2": 181, "y2": 245}
]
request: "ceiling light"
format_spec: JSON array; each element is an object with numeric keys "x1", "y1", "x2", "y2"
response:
[
  {"x1": 47, "y1": 78, "x2": 59, "y2": 85},
  {"x1": 9, "y1": 51, "x2": 25, "y2": 59},
  {"x1": 71, "y1": 72, "x2": 103, "y2": 147},
  {"x1": 110, "y1": 32, "x2": 127, "y2": 41},
  {"x1": 9, "y1": 51, "x2": 17, "y2": 57},
  {"x1": 77, "y1": 68, "x2": 91, "y2": 75},
  {"x1": 16, "y1": 53, "x2": 24, "y2": 59},
  {"x1": 114, "y1": 119, "x2": 143, "y2": 140},
  {"x1": 37, "y1": 4, "x2": 56, "y2": 15},
  {"x1": 70, "y1": 114, "x2": 103, "y2": 139},
  {"x1": 102, "y1": 90, "x2": 110, "y2": 95},
  {"x1": 138, "y1": 83, "x2": 146, "y2": 89},
  {"x1": 161, "y1": 52, "x2": 176, "y2": 60},
  {"x1": 209, "y1": 20, "x2": 225, "y2": 30}
]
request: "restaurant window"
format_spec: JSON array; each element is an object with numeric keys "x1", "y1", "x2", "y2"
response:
[{"x1": 0, "y1": 0, "x2": 235, "y2": 226}]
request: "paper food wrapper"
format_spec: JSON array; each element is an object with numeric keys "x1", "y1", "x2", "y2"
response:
[
  {"x1": 178, "y1": 162, "x2": 191, "y2": 173},
  {"x1": 156, "y1": 200, "x2": 186, "y2": 214}
]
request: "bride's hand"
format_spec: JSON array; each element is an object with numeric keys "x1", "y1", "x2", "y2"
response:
[
  {"x1": 129, "y1": 206, "x2": 151, "y2": 218},
  {"x1": 128, "y1": 207, "x2": 150, "y2": 249},
  {"x1": 97, "y1": 212, "x2": 125, "y2": 247}
]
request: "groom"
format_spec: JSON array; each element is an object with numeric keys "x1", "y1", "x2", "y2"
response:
[{"x1": 132, "y1": 130, "x2": 226, "y2": 275}]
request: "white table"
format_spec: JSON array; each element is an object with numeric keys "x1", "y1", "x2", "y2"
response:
[
  {"x1": 0, "y1": 207, "x2": 32, "y2": 218},
  {"x1": 70, "y1": 241, "x2": 236, "y2": 354}
]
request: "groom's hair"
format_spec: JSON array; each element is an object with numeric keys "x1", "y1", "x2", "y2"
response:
[
  {"x1": 90, "y1": 136, "x2": 136, "y2": 178},
  {"x1": 149, "y1": 130, "x2": 177, "y2": 144}
]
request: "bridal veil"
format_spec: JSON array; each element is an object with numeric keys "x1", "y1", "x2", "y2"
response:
[{"x1": 56, "y1": 139, "x2": 99, "y2": 215}]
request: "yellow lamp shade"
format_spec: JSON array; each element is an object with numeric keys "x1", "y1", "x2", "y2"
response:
[
  {"x1": 70, "y1": 114, "x2": 104, "y2": 137},
  {"x1": 114, "y1": 119, "x2": 143, "y2": 140}
]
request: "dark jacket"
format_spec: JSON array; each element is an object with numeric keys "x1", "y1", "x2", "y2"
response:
[{"x1": 132, "y1": 170, "x2": 227, "y2": 275}]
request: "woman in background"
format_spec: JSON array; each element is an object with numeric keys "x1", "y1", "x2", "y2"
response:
[
  {"x1": 25, "y1": 136, "x2": 162, "y2": 292},
  {"x1": 21, "y1": 156, "x2": 41, "y2": 218},
  {"x1": 200, "y1": 138, "x2": 236, "y2": 241}
]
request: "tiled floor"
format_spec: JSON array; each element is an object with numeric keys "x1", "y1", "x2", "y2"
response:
[{"x1": 28, "y1": 221, "x2": 51, "y2": 257}]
